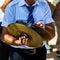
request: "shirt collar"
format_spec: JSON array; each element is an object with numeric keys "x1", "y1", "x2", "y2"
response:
[
  {"x1": 32, "y1": 0, "x2": 40, "y2": 6},
  {"x1": 18, "y1": 0, "x2": 40, "y2": 6}
]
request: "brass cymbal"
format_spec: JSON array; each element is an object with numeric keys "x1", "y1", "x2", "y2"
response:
[
  {"x1": 31, "y1": 24, "x2": 52, "y2": 41},
  {"x1": 7, "y1": 23, "x2": 43, "y2": 48}
]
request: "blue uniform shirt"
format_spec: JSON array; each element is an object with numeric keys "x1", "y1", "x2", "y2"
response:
[{"x1": 1, "y1": 0, "x2": 54, "y2": 27}]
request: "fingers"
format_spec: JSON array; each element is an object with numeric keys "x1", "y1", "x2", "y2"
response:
[
  {"x1": 19, "y1": 36, "x2": 26, "y2": 44},
  {"x1": 14, "y1": 36, "x2": 29, "y2": 46},
  {"x1": 36, "y1": 22, "x2": 45, "y2": 28},
  {"x1": 19, "y1": 36, "x2": 29, "y2": 45}
]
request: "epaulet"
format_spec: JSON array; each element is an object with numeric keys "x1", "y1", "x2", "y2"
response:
[
  {"x1": 39, "y1": 0, "x2": 49, "y2": 7},
  {"x1": 8, "y1": 0, "x2": 19, "y2": 7}
]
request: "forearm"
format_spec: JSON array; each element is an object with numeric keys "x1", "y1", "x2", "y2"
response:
[
  {"x1": 45, "y1": 23, "x2": 55, "y2": 38},
  {"x1": 1, "y1": 27, "x2": 12, "y2": 44},
  {"x1": 1, "y1": 27, "x2": 16, "y2": 45}
]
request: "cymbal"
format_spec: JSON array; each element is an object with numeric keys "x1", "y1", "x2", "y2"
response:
[
  {"x1": 7, "y1": 23, "x2": 43, "y2": 48},
  {"x1": 31, "y1": 24, "x2": 52, "y2": 41}
]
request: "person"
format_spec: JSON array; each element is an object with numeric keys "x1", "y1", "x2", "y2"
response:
[
  {"x1": 1, "y1": 0, "x2": 12, "y2": 12},
  {"x1": 1, "y1": 0, "x2": 52, "y2": 51},
  {"x1": 1, "y1": 0, "x2": 55, "y2": 60},
  {"x1": 53, "y1": 1, "x2": 60, "y2": 57}
]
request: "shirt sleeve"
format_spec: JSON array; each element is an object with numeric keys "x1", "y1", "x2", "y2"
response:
[
  {"x1": 43, "y1": 3, "x2": 54, "y2": 24},
  {"x1": 1, "y1": 5, "x2": 16, "y2": 27}
]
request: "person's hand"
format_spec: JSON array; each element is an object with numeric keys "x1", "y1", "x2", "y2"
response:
[
  {"x1": 3, "y1": 34, "x2": 29, "y2": 46},
  {"x1": 36, "y1": 22, "x2": 45, "y2": 29},
  {"x1": 14, "y1": 36, "x2": 29, "y2": 46},
  {"x1": 3, "y1": 34, "x2": 16, "y2": 44}
]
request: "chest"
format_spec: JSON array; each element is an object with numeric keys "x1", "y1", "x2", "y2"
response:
[{"x1": 15, "y1": 5, "x2": 45, "y2": 21}]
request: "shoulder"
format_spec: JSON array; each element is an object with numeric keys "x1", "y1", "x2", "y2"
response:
[
  {"x1": 6, "y1": 0, "x2": 19, "y2": 10},
  {"x1": 38, "y1": 0, "x2": 50, "y2": 9},
  {"x1": 4, "y1": 0, "x2": 19, "y2": 15}
]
